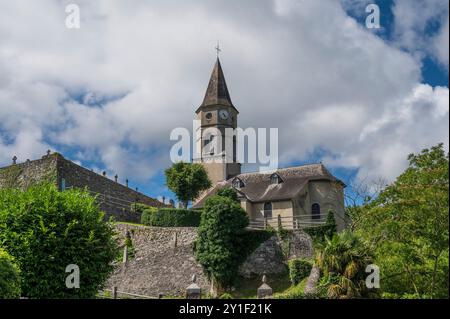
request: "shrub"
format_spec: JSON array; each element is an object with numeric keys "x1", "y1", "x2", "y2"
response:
[
  {"x1": 140, "y1": 206, "x2": 158, "y2": 225},
  {"x1": 303, "y1": 210, "x2": 337, "y2": 242},
  {"x1": 0, "y1": 184, "x2": 119, "y2": 298},
  {"x1": 315, "y1": 230, "x2": 378, "y2": 299},
  {"x1": 0, "y1": 248, "x2": 21, "y2": 299},
  {"x1": 141, "y1": 208, "x2": 202, "y2": 227},
  {"x1": 288, "y1": 258, "x2": 313, "y2": 285},
  {"x1": 217, "y1": 187, "x2": 238, "y2": 202},
  {"x1": 219, "y1": 293, "x2": 233, "y2": 299},
  {"x1": 195, "y1": 195, "x2": 249, "y2": 294}
]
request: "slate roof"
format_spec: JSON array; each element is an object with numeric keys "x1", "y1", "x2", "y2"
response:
[
  {"x1": 196, "y1": 58, "x2": 238, "y2": 113},
  {"x1": 193, "y1": 163, "x2": 344, "y2": 208}
]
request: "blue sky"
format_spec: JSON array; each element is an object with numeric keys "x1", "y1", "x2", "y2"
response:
[{"x1": 0, "y1": 0, "x2": 448, "y2": 205}]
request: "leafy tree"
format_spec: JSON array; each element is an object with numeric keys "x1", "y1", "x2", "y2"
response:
[
  {"x1": 316, "y1": 231, "x2": 377, "y2": 299},
  {"x1": 195, "y1": 195, "x2": 249, "y2": 296},
  {"x1": 0, "y1": 184, "x2": 119, "y2": 298},
  {"x1": 0, "y1": 248, "x2": 21, "y2": 299},
  {"x1": 165, "y1": 162, "x2": 211, "y2": 207},
  {"x1": 216, "y1": 187, "x2": 239, "y2": 202},
  {"x1": 353, "y1": 144, "x2": 449, "y2": 298}
]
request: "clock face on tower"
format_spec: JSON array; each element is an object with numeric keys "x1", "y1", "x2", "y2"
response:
[{"x1": 219, "y1": 109, "x2": 229, "y2": 120}]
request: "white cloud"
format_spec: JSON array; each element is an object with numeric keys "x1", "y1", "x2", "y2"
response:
[
  {"x1": 392, "y1": 0, "x2": 449, "y2": 68},
  {"x1": 0, "y1": 0, "x2": 448, "y2": 185},
  {"x1": 433, "y1": 15, "x2": 449, "y2": 68}
]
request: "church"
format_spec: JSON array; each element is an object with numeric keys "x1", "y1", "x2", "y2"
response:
[{"x1": 192, "y1": 58, "x2": 347, "y2": 231}]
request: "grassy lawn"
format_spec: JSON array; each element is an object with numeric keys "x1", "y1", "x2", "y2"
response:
[{"x1": 231, "y1": 272, "x2": 292, "y2": 299}]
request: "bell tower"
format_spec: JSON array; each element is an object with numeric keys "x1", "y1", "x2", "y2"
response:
[{"x1": 194, "y1": 58, "x2": 241, "y2": 184}]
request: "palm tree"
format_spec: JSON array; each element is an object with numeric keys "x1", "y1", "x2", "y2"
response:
[{"x1": 315, "y1": 231, "x2": 377, "y2": 299}]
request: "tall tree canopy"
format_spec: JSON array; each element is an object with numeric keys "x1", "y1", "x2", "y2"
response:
[
  {"x1": 165, "y1": 162, "x2": 211, "y2": 207},
  {"x1": 354, "y1": 144, "x2": 449, "y2": 298}
]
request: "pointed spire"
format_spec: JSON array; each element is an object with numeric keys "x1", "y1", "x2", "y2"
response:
[{"x1": 198, "y1": 58, "x2": 236, "y2": 110}]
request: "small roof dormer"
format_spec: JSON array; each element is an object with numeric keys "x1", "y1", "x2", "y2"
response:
[
  {"x1": 270, "y1": 173, "x2": 283, "y2": 185},
  {"x1": 232, "y1": 177, "x2": 245, "y2": 189}
]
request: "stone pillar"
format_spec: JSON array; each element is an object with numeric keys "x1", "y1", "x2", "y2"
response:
[
  {"x1": 257, "y1": 275, "x2": 273, "y2": 299},
  {"x1": 186, "y1": 274, "x2": 202, "y2": 299}
]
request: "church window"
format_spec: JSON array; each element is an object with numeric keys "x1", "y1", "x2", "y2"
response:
[
  {"x1": 232, "y1": 178, "x2": 244, "y2": 189},
  {"x1": 311, "y1": 203, "x2": 321, "y2": 220},
  {"x1": 263, "y1": 202, "x2": 272, "y2": 219},
  {"x1": 270, "y1": 173, "x2": 282, "y2": 185}
]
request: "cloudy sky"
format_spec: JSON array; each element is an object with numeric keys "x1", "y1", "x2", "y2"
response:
[{"x1": 0, "y1": 0, "x2": 448, "y2": 201}]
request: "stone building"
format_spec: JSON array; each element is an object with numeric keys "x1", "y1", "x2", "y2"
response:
[
  {"x1": 0, "y1": 152, "x2": 164, "y2": 222},
  {"x1": 193, "y1": 58, "x2": 347, "y2": 230}
]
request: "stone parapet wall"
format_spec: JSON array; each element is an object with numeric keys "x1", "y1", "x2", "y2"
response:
[{"x1": 0, "y1": 153, "x2": 163, "y2": 223}]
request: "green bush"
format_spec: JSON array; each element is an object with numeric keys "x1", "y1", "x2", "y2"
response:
[
  {"x1": 141, "y1": 208, "x2": 202, "y2": 227},
  {"x1": 217, "y1": 187, "x2": 238, "y2": 202},
  {"x1": 140, "y1": 206, "x2": 158, "y2": 225},
  {"x1": 219, "y1": 293, "x2": 233, "y2": 299},
  {"x1": 0, "y1": 248, "x2": 21, "y2": 299},
  {"x1": 303, "y1": 210, "x2": 337, "y2": 242},
  {"x1": 0, "y1": 184, "x2": 119, "y2": 298},
  {"x1": 288, "y1": 258, "x2": 313, "y2": 285},
  {"x1": 195, "y1": 195, "x2": 249, "y2": 293}
]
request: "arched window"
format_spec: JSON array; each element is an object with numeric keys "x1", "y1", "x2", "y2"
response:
[
  {"x1": 232, "y1": 178, "x2": 244, "y2": 189},
  {"x1": 270, "y1": 173, "x2": 282, "y2": 185},
  {"x1": 311, "y1": 203, "x2": 321, "y2": 220},
  {"x1": 264, "y1": 202, "x2": 272, "y2": 219}
]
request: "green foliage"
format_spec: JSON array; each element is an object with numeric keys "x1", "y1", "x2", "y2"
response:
[
  {"x1": 140, "y1": 206, "x2": 158, "y2": 225},
  {"x1": 315, "y1": 230, "x2": 378, "y2": 299},
  {"x1": 273, "y1": 282, "x2": 306, "y2": 299},
  {"x1": 124, "y1": 233, "x2": 135, "y2": 260},
  {"x1": 141, "y1": 208, "x2": 202, "y2": 227},
  {"x1": 216, "y1": 187, "x2": 238, "y2": 202},
  {"x1": 132, "y1": 203, "x2": 153, "y2": 214},
  {"x1": 288, "y1": 258, "x2": 313, "y2": 285},
  {"x1": 219, "y1": 293, "x2": 233, "y2": 299},
  {"x1": 0, "y1": 184, "x2": 119, "y2": 298},
  {"x1": 195, "y1": 195, "x2": 249, "y2": 291},
  {"x1": 303, "y1": 210, "x2": 337, "y2": 243},
  {"x1": 0, "y1": 248, "x2": 21, "y2": 299},
  {"x1": 165, "y1": 162, "x2": 211, "y2": 207},
  {"x1": 352, "y1": 144, "x2": 449, "y2": 298}
]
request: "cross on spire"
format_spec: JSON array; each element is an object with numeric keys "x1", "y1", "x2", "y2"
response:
[{"x1": 214, "y1": 41, "x2": 221, "y2": 57}]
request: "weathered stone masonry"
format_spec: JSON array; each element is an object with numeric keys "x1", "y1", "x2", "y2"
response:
[{"x1": 0, "y1": 153, "x2": 163, "y2": 222}]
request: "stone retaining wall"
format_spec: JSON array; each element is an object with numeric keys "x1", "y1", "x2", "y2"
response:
[{"x1": 106, "y1": 225, "x2": 314, "y2": 297}]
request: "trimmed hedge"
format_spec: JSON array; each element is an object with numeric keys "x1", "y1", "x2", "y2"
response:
[
  {"x1": 288, "y1": 258, "x2": 313, "y2": 285},
  {"x1": 141, "y1": 208, "x2": 202, "y2": 227}
]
